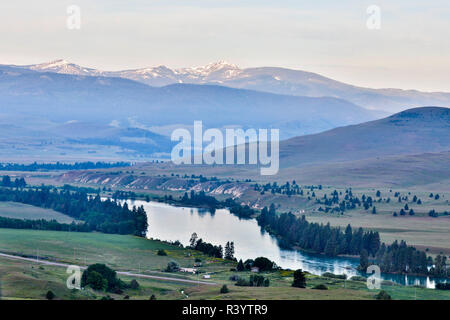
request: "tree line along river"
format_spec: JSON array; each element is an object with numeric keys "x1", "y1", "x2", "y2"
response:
[{"x1": 123, "y1": 199, "x2": 447, "y2": 289}]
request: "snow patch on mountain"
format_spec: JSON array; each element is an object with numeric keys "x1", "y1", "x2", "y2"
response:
[{"x1": 23, "y1": 59, "x2": 244, "y2": 83}]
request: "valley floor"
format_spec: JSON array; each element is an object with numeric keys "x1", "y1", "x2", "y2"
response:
[
  {"x1": 0, "y1": 228, "x2": 449, "y2": 300},
  {"x1": 8, "y1": 169, "x2": 450, "y2": 255}
]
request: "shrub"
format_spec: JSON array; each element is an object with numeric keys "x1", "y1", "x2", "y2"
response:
[
  {"x1": 250, "y1": 275, "x2": 266, "y2": 287},
  {"x1": 157, "y1": 249, "x2": 167, "y2": 256},
  {"x1": 429, "y1": 210, "x2": 438, "y2": 217},
  {"x1": 220, "y1": 285, "x2": 229, "y2": 294},
  {"x1": 235, "y1": 275, "x2": 269, "y2": 287},
  {"x1": 81, "y1": 264, "x2": 123, "y2": 292},
  {"x1": 436, "y1": 283, "x2": 450, "y2": 290},
  {"x1": 229, "y1": 275, "x2": 240, "y2": 281},
  {"x1": 292, "y1": 269, "x2": 306, "y2": 288},
  {"x1": 130, "y1": 279, "x2": 140, "y2": 289},
  {"x1": 243, "y1": 259, "x2": 254, "y2": 270},
  {"x1": 312, "y1": 284, "x2": 328, "y2": 290},
  {"x1": 235, "y1": 278, "x2": 250, "y2": 286},
  {"x1": 87, "y1": 270, "x2": 108, "y2": 291},
  {"x1": 46, "y1": 290, "x2": 55, "y2": 300},
  {"x1": 253, "y1": 257, "x2": 276, "y2": 272},
  {"x1": 375, "y1": 290, "x2": 392, "y2": 300},
  {"x1": 165, "y1": 261, "x2": 180, "y2": 272}
]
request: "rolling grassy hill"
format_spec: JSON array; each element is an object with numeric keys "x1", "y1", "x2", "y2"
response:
[
  {"x1": 279, "y1": 107, "x2": 450, "y2": 168},
  {"x1": 278, "y1": 151, "x2": 450, "y2": 187},
  {"x1": 55, "y1": 107, "x2": 450, "y2": 187},
  {"x1": 125, "y1": 107, "x2": 450, "y2": 187}
]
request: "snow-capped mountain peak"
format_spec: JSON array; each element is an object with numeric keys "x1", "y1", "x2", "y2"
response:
[
  {"x1": 5, "y1": 59, "x2": 449, "y2": 112},
  {"x1": 184, "y1": 61, "x2": 239, "y2": 72},
  {"x1": 197, "y1": 60, "x2": 239, "y2": 72},
  {"x1": 30, "y1": 59, "x2": 72, "y2": 70},
  {"x1": 27, "y1": 59, "x2": 101, "y2": 76},
  {"x1": 109, "y1": 61, "x2": 243, "y2": 83},
  {"x1": 178, "y1": 61, "x2": 242, "y2": 80},
  {"x1": 38, "y1": 59, "x2": 70, "y2": 68},
  {"x1": 22, "y1": 59, "x2": 244, "y2": 81}
]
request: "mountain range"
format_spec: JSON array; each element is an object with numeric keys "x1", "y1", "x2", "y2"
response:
[
  {"x1": 12, "y1": 59, "x2": 450, "y2": 113},
  {"x1": 0, "y1": 63, "x2": 380, "y2": 139},
  {"x1": 1, "y1": 60, "x2": 449, "y2": 166}
]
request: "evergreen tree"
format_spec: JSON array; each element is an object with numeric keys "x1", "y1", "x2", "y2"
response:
[
  {"x1": 224, "y1": 241, "x2": 235, "y2": 260},
  {"x1": 189, "y1": 232, "x2": 198, "y2": 248},
  {"x1": 292, "y1": 269, "x2": 306, "y2": 288},
  {"x1": 1, "y1": 175, "x2": 11, "y2": 187},
  {"x1": 359, "y1": 249, "x2": 369, "y2": 271},
  {"x1": 236, "y1": 259, "x2": 245, "y2": 272},
  {"x1": 46, "y1": 290, "x2": 55, "y2": 300},
  {"x1": 344, "y1": 224, "x2": 352, "y2": 253},
  {"x1": 220, "y1": 285, "x2": 229, "y2": 294},
  {"x1": 324, "y1": 239, "x2": 337, "y2": 256}
]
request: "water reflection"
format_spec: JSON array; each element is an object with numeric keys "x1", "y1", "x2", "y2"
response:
[{"x1": 123, "y1": 199, "x2": 447, "y2": 288}]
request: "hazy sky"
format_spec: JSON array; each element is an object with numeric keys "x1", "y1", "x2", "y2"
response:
[{"x1": 1, "y1": 1, "x2": 449, "y2": 91}]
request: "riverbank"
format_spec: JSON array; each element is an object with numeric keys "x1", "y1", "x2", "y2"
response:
[{"x1": 122, "y1": 200, "x2": 449, "y2": 288}]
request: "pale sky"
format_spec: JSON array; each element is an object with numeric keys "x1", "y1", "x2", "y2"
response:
[{"x1": 1, "y1": 0, "x2": 449, "y2": 91}]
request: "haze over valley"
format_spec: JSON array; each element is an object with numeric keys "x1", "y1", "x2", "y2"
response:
[
  {"x1": 1, "y1": 1, "x2": 450, "y2": 303},
  {"x1": 1, "y1": 60, "x2": 449, "y2": 163}
]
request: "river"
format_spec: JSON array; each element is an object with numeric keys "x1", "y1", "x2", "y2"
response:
[{"x1": 123, "y1": 199, "x2": 448, "y2": 288}]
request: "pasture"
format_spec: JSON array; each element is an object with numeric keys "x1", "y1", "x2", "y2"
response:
[{"x1": 0, "y1": 201, "x2": 75, "y2": 223}]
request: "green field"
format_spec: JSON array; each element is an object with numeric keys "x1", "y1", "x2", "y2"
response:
[
  {"x1": 0, "y1": 228, "x2": 449, "y2": 300},
  {"x1": 183, "y1": 272, "x2": 450, "y2": 300},
  {"x1": 0, "y1": 256, "x2": 196, "y2": 300},
  {"x1": 0, "y1": 228, "x2": 235, "y2": 273},
  {"x1": 1, "y1": 253, "x2": 449, "y2": 300},
  {"x1": 0, "y1": 202, "x2": 76, "y2": 223}
]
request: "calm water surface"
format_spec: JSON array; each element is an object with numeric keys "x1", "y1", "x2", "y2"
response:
[{"x1": 124, "y1": 200, "x2": 447, "y2": 288}]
